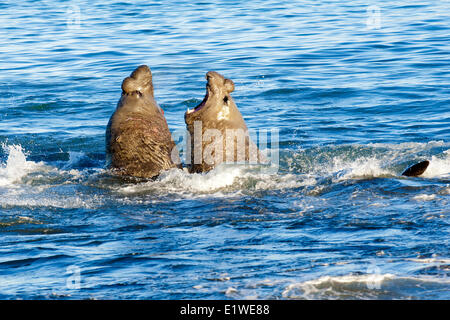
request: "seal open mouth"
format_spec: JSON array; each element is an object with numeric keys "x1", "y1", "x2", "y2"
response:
[{"x1": 187, "y1": 86, "x2": 210, "y2": 115}]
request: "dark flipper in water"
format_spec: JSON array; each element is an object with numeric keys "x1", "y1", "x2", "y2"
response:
[{"x1": 401, "y1": 160, "x2": 430, "y2": 177}]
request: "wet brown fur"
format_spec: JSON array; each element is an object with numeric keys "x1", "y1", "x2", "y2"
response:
[
  {"x1": 106, "y1": 65, "x2": 180, "y2": 178},
  {"x1": 185, "y1": 71, "x2": 262, "y2": 173}
]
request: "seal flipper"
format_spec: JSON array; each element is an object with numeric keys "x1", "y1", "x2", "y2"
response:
[{"x1": 401, "y1": 160, "x2": 430, "y2": 177}]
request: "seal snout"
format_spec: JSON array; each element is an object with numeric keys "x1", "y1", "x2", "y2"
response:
[
  {"x1": 205, "y1": 71, "x2": 235, "y2": 93},
  {"x1": 186, "y1": 71, "x2": 236, "y2": 117},
  {"x1": 121, "y1": 65, "x2": 153, "y2": 96}
]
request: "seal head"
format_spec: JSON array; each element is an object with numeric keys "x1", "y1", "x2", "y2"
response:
[
  {"x1": 121, "y1": 65, "x2": 154, "y2": 97},
  {"x1": 185, "y1": 71, "x2": 236, "y2": 125}
]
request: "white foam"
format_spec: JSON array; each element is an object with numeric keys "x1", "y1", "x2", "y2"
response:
[
  {"x1": 0, "y1": 194, "x2": 100, "y2": 209},
  {"x1": 0, "y1": 144, "x2": 45, "y2": 186},
  {"x1": 225, "y1": 287, "x2": 238, "y2": 296},
  {"x1": 253, "y1": 173, "x2": 316, "y2": 191},
  {"x1": 282, "y1": 274, "x2": 394, "y2": 299},
  {"x1": 161, "y1": 165, "x2": 242, "y2": 192},
  {"x1": 406, "y1": 257, "x2": 450, "y2": 264},
  {"x1": 64, "y1": 151, "x2": 86, "y2": 168},
  {"x1": 413, "y1": 194, "x2": 436, "y2": 201},
  {"x1": 118, "y1": 165, "x2": 242, "y2": 196},
  {"x1": 367, "y1": 140, "x2": 447, "y2": 151},
  {"x1": 116, "y1": 164, "x2": 314, "y2": 197},
  {"x1": 281, "y1": 273, "x2": 450, "y2": 299},
  {"x1": 421, "y1": 150, "x2": 450, "y2": 178},
  {"x1": 0, "y1": 144, "x2": 101, "y2": 209},
  {"x1": 332, "y1": 157, "x2": 392, "y2": 181},
  {"x1": 290, "y1": 141, "x2": 450, "y2": 181}
]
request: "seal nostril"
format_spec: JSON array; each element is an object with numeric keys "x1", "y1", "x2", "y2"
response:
[{"x1": 223, "y1": 96, "x2": 228, "y2": 103}]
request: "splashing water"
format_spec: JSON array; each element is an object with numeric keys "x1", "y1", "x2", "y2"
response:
[
  {"x1": 0, "y1": 144, "x2": 43, "y2": 186},
  {"x1": 421, "y1": 150, "x2": 450, "y2": 178}
]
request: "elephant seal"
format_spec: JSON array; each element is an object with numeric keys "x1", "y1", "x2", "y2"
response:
[
  {"x1": 401, "y1": 160, "x2": 430, "y2": 177},
  {"x1": 184, "y1": 71, "x2": 262, "y2": 173},
  {"x1": 106, "y1": 65, "x2": 180, "y2": 178}
]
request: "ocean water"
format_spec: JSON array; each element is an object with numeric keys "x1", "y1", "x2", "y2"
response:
[{"x1": 0, "y1": 0, "x2": 449, "y2": 300}]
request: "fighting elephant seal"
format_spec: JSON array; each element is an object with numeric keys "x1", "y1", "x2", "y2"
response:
[
  {"x1": 184, "y1": 71, "x2": 262, "y2": 173},
  {"x1": 106, "y1": 65, "x2": 180, "y2": 178}
]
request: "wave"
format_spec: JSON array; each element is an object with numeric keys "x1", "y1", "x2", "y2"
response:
[
  {"x1": 113, "y1": 164, "x2": 316, "y2": 198},
  {"x1": 282, "y1": 274, "x2": 450, "y2": 300},
  {"x1": 286, "y1": 141, "x2": 450, "y2": 180},
  {"x1": 421, "y1": 150, "x2": 450, "y2": 178},
  {"x1": 0, "y1": 144, "x2": 100, "y2": 209}
]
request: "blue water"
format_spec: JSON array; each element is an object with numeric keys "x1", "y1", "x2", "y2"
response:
[{"x1": 0, "y1": 0, "x2": 449, "y2": 299}]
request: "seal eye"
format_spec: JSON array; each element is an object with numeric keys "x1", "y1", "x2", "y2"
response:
[{"x1": 223, "y1": 96, "x2": 229, "y2": 104}]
